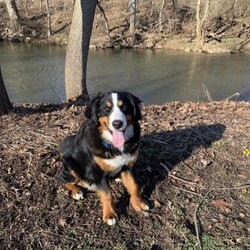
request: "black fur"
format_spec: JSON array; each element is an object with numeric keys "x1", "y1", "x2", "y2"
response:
[{"x1": 59, "y1": 91, "x2": 142, "y2": 191}]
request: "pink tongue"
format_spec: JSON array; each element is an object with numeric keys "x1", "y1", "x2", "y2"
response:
[{"x1": 112, "y1": 131, "x2": 125, "y2": 148}]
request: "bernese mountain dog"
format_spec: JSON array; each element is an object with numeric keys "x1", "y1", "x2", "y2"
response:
[{"x1": 59, "y1": 91, "x2": 149, "y2": 226}]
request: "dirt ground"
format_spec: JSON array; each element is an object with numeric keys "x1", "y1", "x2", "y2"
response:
[{"x1": 0, "y1": 101, "x2": 249, "y2": 250}]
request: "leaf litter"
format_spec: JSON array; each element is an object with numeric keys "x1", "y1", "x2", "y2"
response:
[{"x1": 0, "y1": 100, "x2": 250, "y2": 249}]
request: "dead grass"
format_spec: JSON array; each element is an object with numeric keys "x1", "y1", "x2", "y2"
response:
[{"x1": 0, "y1": 101, "x2": 250, "y2": 249}]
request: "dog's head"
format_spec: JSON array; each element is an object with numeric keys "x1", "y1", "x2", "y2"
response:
[{"x1": 85, "y1": 91, "x2": 142, "y2": 148}]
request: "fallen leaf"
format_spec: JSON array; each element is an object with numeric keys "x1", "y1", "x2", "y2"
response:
[
  {"x1": 242, "y1": 188, "x2": 248, "y2": 194},
  {"x1": 58, "y1": 218, "x2": 67, "y2": 227},
  {"x1": 212, "y1": 199, "x2": 232, "y2": 214},
  {"x1": 159, "y1": 120, "x2": 172, "y2": 129},
  {"x1": 201, "y1": 159, "x2": 211, "y2": 168},
  {"x1": 243, "y1": 149, "x2": 250, "y2": 155},
  {"x1": 237, "y1": 174, "x2": 248, "y2": 180},
  {"x1": 239, "y1": 212, "x2": 245, "y2": 218},
  {"x1": 154, "y1": 200, "x2": 161, "y2": 208},
  {"x1": 212, "y1": 141, "x2": 225, "y2": 147},
  {"x1": 166, "y1": 200, "x2": 174, "y2": 211}
]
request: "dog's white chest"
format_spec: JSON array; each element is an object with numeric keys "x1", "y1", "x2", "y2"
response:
[{"x1": 103, "y1": 153, "x2": 137, "y2": 173}]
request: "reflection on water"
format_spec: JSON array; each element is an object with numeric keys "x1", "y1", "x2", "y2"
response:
[{"x1": 0, "y1": 42, "x2": 249, "y2": 104}]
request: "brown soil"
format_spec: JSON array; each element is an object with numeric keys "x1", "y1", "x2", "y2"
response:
[{"x1": 0, "y1": 101, "x2": 249, "y2": 249}]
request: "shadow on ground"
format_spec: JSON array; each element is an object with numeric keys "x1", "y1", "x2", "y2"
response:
[
  {"x1": 121, "y1": 124, "x2": 226, "y2": 205},
  {"x1": 140, "y1": 123, "x2": 225, "y2": 197}
]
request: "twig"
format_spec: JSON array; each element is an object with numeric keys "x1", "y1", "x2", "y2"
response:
[
  {"x1": 160, "y1": 163, "x2": 198, "y2": 186},
  {"x1": 181, "y1": 160, "x2": 194, "y2": 170},
  {"x1": 173, "y1": 185, "x2": 202, "y2": 196},
  {"x1": 202, "y1": 83, "x2": 213, "y2": 102},
  {"x1": 213, "y1": 183, "x2": 250, "y2": 191},
  {"x1": 221, "y1": 92, "x2": 240, "y2": 102},
  {"x1": 194, "y1": 189, "x2": 212, "y2": 249}
]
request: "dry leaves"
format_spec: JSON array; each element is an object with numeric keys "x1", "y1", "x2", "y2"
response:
[{"x1": 212, "y1": 199, "x2": 232, "y2": 214}]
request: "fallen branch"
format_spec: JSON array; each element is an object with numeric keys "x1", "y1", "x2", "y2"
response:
[
  {"x1": 173, "y1": 185, "x2": 202, "y2": 197},
  {"x1": 160, "y1": 163, "x2": 198, "y2": 186},
  {"x1": 221, "y1": 92, "x2": 240, "y2": 102},
  {"x1": 194, "y1": 189, "x2": 212, "y2": 249}
]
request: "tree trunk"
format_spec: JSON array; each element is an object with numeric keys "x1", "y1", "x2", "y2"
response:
[
  {"x1": 0, "y1": 66, "x2": 13, "y2": 115},
  {"x1": 65, "y1": 0, "x2": 97, "y2": 102},
  {"x1": 159, "y1": 0, "x2": 166, "y2": 32},
  {"x1": 172, "y1": 0, "x2": 177, "y2": 13},
  {"x1": 97, "y1": 1, "x2": 110, "y2": 35},
  {"x1": 129, "y1": 0, "x2": 136, "y2": 37},
  {"x1": 5, "y1": 0, "x2": 21, "y2": 33},
  {"x1": 24, "y1": 0, "x2": 28, "y2": 16},
  {"x1": 232, "y1": 0, "x2": 238, "y2": 19},
  {"x1": 196, "y1": 0, "x2": 202, "y2": 45},
  {"x1": 39, "y1": 0, "x2": 42, "y2": 12},
  {"x1": 196, "y1": 0, "x2": 210, "y2": 47},
  {"x1": 45, "y1": 0, "x2": 52, "y2": 37}
]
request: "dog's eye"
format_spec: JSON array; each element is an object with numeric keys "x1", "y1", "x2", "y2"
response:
[
  {"x1": 119, "y1": 104, "x2": 126, "y2": 111},
  {"x1": 105, "y1": 106, "x2": 111, "y2": 112}
]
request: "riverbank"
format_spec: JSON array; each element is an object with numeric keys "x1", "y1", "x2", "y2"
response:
[
  {"x1": 1, "y1": 0, "x2": 250, "y2": 53},
  {"x1": 0, "y1": 100, "x2": 249, "y2": 249}
]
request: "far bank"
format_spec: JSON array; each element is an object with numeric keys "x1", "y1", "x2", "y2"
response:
[{"x1": 0, "y1": 0, "x2": 250, "y2": 54}]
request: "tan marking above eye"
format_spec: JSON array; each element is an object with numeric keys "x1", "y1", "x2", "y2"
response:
[
  {"x1": 117, "y1": 100, "x2": 123, "y2": 107},
  {"x1": 106, "y1": 101, "x2": 112, "y2": 108}
]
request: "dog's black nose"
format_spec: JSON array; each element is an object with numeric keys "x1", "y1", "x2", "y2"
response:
[{"x1": 112, "y1": 120, "x2": 123, "y2": 129}]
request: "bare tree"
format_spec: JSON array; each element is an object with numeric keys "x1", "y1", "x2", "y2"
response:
[
  {"x1": 172, "y1": 0, "x2": 177, "y2": 13},
  {"x1": 159, "y1": 0, "x2": 166, "y2": 32},
  {"x1": 232, "y1": 0, "x2": 238, "y2": 19},
  {"x1": 5, "y1": 0, "x2": 21, "y2": 33},
  {"x1": 0, "y1": 66, "x2": 13, "y2": 114},
  {"x1": 65, "y1": 0, "x2": 97, "y2": 102},
  {"x1": 129, "y1": 0, "x2": 136, "y2": 36},
  {"x1": 196, "y1": 0, "x2": 210, "y2": 47},
  {"x1": 45, "y1": 0, "x2": 52, "y2": 37},
  {"x1": 39, "y1": 0, "x2": 43, "y2": 12},
  {"x1": 97, "y1": 0, "x2": 110, "y2": 35},
  {"x1": 24, "y1": 0, "x2": 28, "y2": 16}
]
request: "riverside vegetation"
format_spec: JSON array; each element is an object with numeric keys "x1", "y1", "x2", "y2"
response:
[{"x1": 0, "y1": 0, "x2": 250, "y2": 52}]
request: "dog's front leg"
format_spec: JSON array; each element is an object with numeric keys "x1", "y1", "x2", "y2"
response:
[
  {"x1": 97, "y1": 178, "x2": 117, "y2": 226},
  {"x1": 121, "y1": 170, "x2": 149, "y2": 212}
]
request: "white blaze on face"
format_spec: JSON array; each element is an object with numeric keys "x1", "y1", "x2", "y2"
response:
[
  {"x1": 109, "y1": 93, "x2": 127, "y2": 132},
  {"x1": 108, "y1": 93, "x2": 127, "y2": 148}
]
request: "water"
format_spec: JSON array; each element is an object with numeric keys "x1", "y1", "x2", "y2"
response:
[{"x1": 0, "y1": 42, "x2": 249, "y2": 104}]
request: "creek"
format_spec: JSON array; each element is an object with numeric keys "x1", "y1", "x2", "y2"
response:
[{"x1": 0, "y1": 42, "x2": 249, "y2": 104}]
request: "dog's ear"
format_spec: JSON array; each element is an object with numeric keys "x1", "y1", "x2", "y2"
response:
[
  {"x1": 85, "y1": 93, "x2": 102, "y2": 125},
  {"x1": 127, "y1": 93, "x2": 142, "y2": 120}
]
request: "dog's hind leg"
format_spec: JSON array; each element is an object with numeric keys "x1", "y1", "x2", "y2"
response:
[{"x1": 65, "y1": 181, "x2": 84, "y2": 200}]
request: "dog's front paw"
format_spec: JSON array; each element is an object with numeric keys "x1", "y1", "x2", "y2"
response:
[
  {"x1": 71, "y1": 189, "x2": 84, "y2": 200},
  {"x1": 130, "y1": 196, "x2": 149, "y2": 212},
  {"x1": 103, "y1": 211, "x2": 117, "y2": 226}
]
